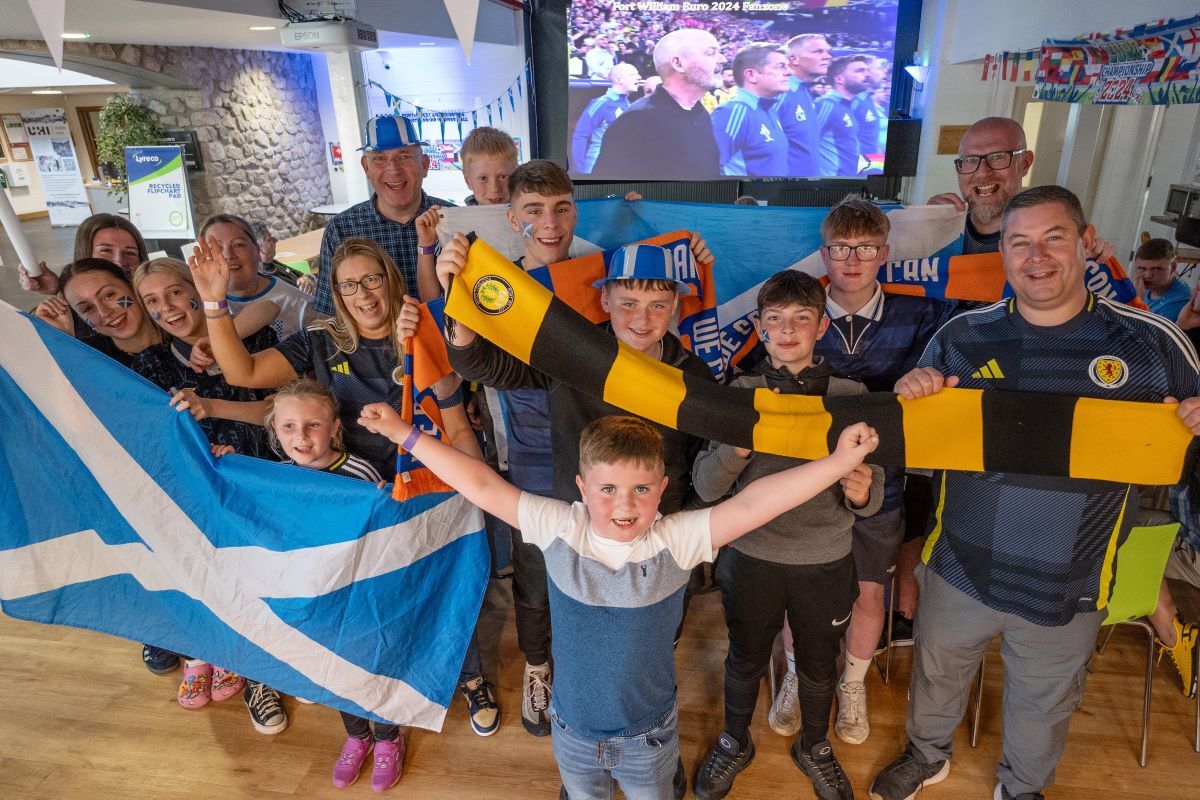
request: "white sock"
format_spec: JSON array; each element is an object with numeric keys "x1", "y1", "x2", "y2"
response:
[
  {"x1": 842, "y1": 652, "x2": 870, "y2": 685},
  {"x1": 785, "y1": 648, "x2": 796, "y2": 675},
  {"x1": 183, "y1": 658, "x2": 207, "y2": 668}
]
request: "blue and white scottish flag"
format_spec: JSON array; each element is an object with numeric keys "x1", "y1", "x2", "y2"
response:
[{"x1": 0, "y1": 301, "x2": 488, "y2": 730}]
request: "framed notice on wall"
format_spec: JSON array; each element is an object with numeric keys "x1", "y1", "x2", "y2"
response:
[{"x1": 2, "y1": 114, "x2": 28, "y2": 145}]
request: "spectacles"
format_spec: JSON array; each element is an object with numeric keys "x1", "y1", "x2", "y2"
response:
[
  {"x1": 823, "y1": 243, "x2": 882, "y2": 261},
  {"x1": 334, "y1": 273, "x2": 386, "y2": 296},
  {"x1": 367, "y1": 150, "x2": 419, "y2": 168},
  {"x1": 954, "y1": 148, "x2": 1026, "y2": 174}
]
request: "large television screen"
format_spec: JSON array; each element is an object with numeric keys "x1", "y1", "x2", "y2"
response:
[{"x1": 567, "y1": 1, "x2": 900, "y2": 181}]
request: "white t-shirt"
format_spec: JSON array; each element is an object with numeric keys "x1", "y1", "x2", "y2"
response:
[{"x1": 228, "y1": 275, "x2": 318, "y2": 341}]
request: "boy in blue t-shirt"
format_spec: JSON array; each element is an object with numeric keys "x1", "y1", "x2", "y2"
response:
[{"x1": 358, "y1": 407, "x2": 878, "y2": 800}]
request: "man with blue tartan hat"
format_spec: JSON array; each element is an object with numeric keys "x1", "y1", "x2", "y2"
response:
[
  {"x1": 712, "y1": 45, "x2": 791, "y2": 177},
  {"x1": 314, "y1": 115, "x2": 453, "y2": 315}
]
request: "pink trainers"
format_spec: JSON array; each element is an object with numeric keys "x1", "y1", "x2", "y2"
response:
[
  {"x1": 371, "y1": 735, "x2": 405, "y2": 792},
  {"x1": 332, "y1": 736, "x2": 373, "y2": 789},
  {"x1": 178, "y1": 661, "x2": 212, "y2": 709},
  {"x1": 210, "y1": 666, "x2": 245, "y2": 702}
]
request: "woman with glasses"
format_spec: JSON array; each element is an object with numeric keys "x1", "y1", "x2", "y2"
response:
[{"x1": 189, "y1": 234, "x2": 478, "y2": 478}]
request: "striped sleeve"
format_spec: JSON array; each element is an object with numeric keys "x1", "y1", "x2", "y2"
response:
[
  {"x1": 337, "y1": 454, "x2": 384, "y2": 484},
  {"x1": 711, "y1": 103, "x2": 745, "y2": 171}
]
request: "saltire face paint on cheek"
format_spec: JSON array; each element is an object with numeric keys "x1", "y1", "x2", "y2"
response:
[
  {"x1": 520, "y1": 221, "x2": 535, "y2": 239},
  {"x1": 116, "y1": 296, "x2": 134, "y2": 309},
  {"x1": 150, "y1": 311, "x2": 163, "y2": 321},
  {"x1": 190, "y1": 298, "x2": 199, "y2": 310}
]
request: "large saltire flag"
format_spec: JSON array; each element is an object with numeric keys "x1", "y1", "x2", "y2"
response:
[
  {"x1": 0, "y1": 301, "x2": 488, "y2": 731},
  {"x1": 436, "y1": 199, "x2": 1142, "y2": 378}
]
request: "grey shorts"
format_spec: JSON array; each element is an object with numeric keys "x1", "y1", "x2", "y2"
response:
[{"x1": 851, "y1": 507, "x2": 904, "y2": 585}]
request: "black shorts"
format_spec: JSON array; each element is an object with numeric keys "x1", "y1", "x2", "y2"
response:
[{"x1": 851, "y1": 507, "x2": 904, "y2": 584}]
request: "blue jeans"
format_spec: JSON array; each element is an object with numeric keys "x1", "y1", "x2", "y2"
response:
[{"x1": 551, "y1": 703, "x2": 679, "y2": 800}]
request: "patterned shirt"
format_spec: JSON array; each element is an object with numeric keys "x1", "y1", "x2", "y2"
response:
[
  {"x1": 919, "y1": 294, "x2": 1200, "y2": 626},
  {"x1": 815, "y1": 92, "x2": 861, "y2": 176},
  {"x1": 314, "y1": 192, "x2": 454, "y2": 316},
  {"x1": 274, "y1": 324, "x2": 462, "y2": 478},
  {"x1": 570, "y1": 88, "x2": 630, "y2": 175},
  {"x1": 711, "y1": 88, "x2": 788, "y2": 177},
  {"x1": 285, "y1": 451, "x2": 383, "y2": 484},
  {"x1": 130, "y1": 328, "x2": 278, "y2": 460},
  {"x1": 777, "y1": 77, "x2": 820, "y2": 176}
]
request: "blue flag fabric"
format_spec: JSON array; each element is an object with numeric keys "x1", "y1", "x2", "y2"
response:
[{"x1": 0, "y1": 302, "x2": 488, "y2": 731}]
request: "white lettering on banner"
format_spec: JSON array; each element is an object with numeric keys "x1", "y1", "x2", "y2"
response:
[
  {"x1": 671, "y1": 242, "x2": 698, "y2": 283},
  {"x1": 134, "y1": 154, "x2": 161, "y2": 164},
  {"x1": 1084, "y1": 261, "x2": 1119, "y2": 299},
  {"x1": 883, "y1": 257, "x2": 941, "y2": 283}
]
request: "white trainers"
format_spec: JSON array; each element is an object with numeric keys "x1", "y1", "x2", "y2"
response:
[
  {"x1": 768, "y1": 670, "x2": 802, "y2": 736},
  {"x1": 834, "y1": 680, "x2": 869, "y2": 745},
  {"x1": 521, "y1": 662, "x2": 552, "y2": 736}
]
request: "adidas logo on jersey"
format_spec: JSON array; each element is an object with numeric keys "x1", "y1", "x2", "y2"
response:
[
  {"x1": 842, "y1": 113, "x2": 853, "y2": 127},
  {"x1": 794, "y1": 105, "x2": 806, "y2": 122},
  {"x1": 331, "y1": 361, "x2": 351, "y2": 375},
  {"x1": 759, "y1": 122, "x2": 775, "y2": 142},
  {"x1": 971, "y1": 359, "x2": 1004, "y2": 379}
]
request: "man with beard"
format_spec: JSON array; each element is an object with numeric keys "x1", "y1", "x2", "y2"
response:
[
  {"x1": 777, "y1": 33, "x2": 832, "y2": 176},
  {"x1": 815, "y1": 55, "x2": 872, "y2": 176},
  {"x1": 712, "y1": 45, "x2": 791, "y2": 176},
  {"x1": 592, "y1": 28, "x2": 725, "y2": 180},
  {"x1": 927, "y1": 117, "x2": 1035, "y2": 255},
  {"x1": 851, "y1": 57, "x2": 887, "y2": 171}
]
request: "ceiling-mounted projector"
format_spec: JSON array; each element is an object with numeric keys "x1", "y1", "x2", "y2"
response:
[{"x1": 281, "y1": 20, "x2": 378, "y2": 52}]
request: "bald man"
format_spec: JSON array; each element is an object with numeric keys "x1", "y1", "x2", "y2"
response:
[
  {"x1": 591, "y1": 28, "x2": 724, "y2": 180},
  {"x1": 571, "y1": 62, "x2": 642, "y2": 175},
  {"x1": 928, "y1": 116, "x2": 1116, "y2": 259}
]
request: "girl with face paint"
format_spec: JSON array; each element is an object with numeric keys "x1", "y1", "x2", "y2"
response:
[
  {"x1": 34, "y1": 259, "x2": 163, "y2": 367},
  {"x1": 130, "y1": 258, "x2": 278, "y2": 461}
]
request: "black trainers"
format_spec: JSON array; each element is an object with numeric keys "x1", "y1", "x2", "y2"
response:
[
  {"x1": 791, "y1": 738, "x2": 853, "y2": 800},
  {"x1": 869, "y1": 744, "x2": 949, "y2": 800},
  {"x1": 695, "y1": 731, "x2": 755, "y2": 800},
  {"x1": 243, "y1": 680, "x2": 288, "y2": 734},
  {"x1": 994, "y1": 783, "x2": 1045, "y2": 800},
  {"x1": 891, "y1": 613, "x2": 915, "y2": 646},
  {"x1": 672, "y1": 757, "x2": 687, "y2": 800},
  {"x1": 142, "y1": 644, "x2": 180, "y2": 675}
]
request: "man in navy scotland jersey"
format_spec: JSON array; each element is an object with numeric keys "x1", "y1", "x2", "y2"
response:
[
  {"x1": 870, "y1": 185, "x2": 1200, "y2": 800},
  {"x1": 815, "y1": 55, "x2": 872, "y2": 176},
  {"x1": 712, "y1": 45, "x2": 791, "y2": 177},
  {"x1": 777, "y1": 34, "x2": 831, "y2": 176},
  {"x1": 570, "y1": 63, "x2": 641, "y2": 175}
]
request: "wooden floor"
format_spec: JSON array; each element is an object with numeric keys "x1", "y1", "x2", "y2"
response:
[{"x1": 0, "y1": 579, "x2": 1196, "y2": 799}]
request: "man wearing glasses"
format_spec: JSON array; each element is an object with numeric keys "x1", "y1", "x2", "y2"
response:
[
  {"x1": 928, "y1": 117, "x2": 1035, "y2": 254},
  {"x1": 314, "y1": 115, "x2": 454, "y2": 315},
  {"x1": 929, "y1": 117, "x2": 1115, "y2": 263}
]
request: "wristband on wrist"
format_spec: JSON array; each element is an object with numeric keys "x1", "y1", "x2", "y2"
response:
[
  {"x1": 205, "y1": 310, "x2": 231, "y2": 320},
  {"x1": 202, "y1": 299, "x2": 228, "y2": 311},
  {"x1": 401, "y1": 428, "x2": 422, "y2": 452},
  {"x1": 418, "y1": 243, "x2": 438, "y2": 256}
]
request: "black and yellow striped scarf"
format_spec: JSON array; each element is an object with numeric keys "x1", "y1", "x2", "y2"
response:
[{"x1": 444, "y1": 237, "x2": 1198, "y2": 486}]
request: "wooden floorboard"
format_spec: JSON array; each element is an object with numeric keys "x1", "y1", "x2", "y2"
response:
[{"x1": 0, "y1": 579, "x2": 1195, "y2": 798}]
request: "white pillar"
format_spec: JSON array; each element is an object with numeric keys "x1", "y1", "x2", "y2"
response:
[{"x1": 317, "y1": 50, "x2": 371, "y2": 206}]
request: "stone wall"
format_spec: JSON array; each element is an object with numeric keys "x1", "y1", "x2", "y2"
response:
[{"x1": 0, "y1": 40, "x2": 333, "y2": 238}]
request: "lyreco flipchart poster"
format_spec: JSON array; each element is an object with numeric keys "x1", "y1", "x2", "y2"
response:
[{"x1": 126, "y1": 145, "x2": 196, "y2": 240}]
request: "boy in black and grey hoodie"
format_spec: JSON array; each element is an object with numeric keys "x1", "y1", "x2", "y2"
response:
[{"x1": 692, "y1": 269, "x2": 883, "y2": 800}]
